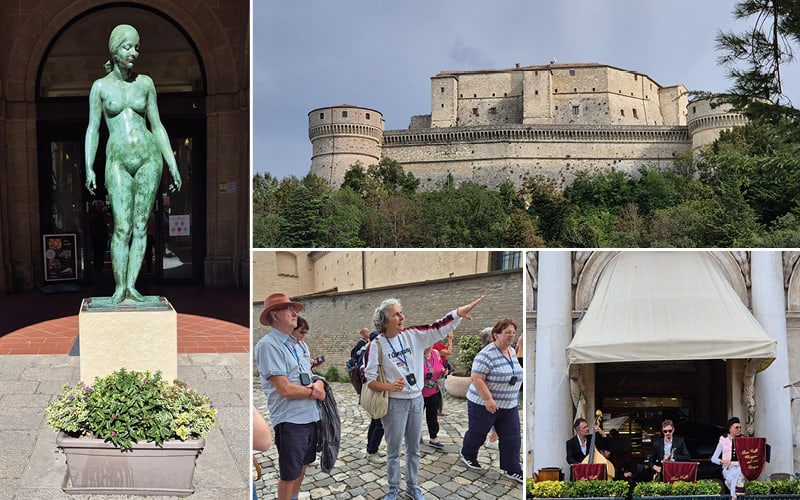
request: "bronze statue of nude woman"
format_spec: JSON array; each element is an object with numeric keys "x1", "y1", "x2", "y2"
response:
[{"x1": 85, "y1": 24, "x2": 181, "y2": 304}]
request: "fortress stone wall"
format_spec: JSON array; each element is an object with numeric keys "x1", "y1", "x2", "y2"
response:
[
  {"x1": 309, "y1": 63, "x2": 740, "y2": 189},
  {"x1": 252, "y1": 268, "x2": 523, "y2": 376}
]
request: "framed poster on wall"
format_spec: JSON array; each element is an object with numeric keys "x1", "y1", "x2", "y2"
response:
[{"x1": 43, "y1": 234, "x2": 77, "y2": 281}]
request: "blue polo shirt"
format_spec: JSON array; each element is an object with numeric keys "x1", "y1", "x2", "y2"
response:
[{"x1": 255, "y1": 328, "x2": 320, "y2": 426}]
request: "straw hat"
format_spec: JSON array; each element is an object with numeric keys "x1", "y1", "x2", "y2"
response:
[{"x1": 259, "y1": 293, "x2": 303, "y2": 325}]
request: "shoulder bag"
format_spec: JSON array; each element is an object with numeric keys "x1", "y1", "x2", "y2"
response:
[{"x1": 360, "y1": 338, "x2": 389, "y2": 419}]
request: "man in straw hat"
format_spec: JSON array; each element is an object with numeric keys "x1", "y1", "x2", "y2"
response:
[{"x1": 255, "y1": 293, "x2": 326, "y2": 500}]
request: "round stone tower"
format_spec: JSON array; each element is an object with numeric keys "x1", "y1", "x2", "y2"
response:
[
  {"x1": 308, "y1": 105, "x2": 384, "y2": 187},
  {"x1": 687, "y1": 98, "x2": 748, "y2": 151}
]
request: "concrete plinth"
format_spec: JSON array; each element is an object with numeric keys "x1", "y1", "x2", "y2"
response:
[{"x1": 78, "y1": 297, "x2": 177, "y2": 383}]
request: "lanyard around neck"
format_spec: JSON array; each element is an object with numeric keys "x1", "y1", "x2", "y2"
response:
[
  {"x1": 386, "y1": 335, "x2": 408, "y2": 368},
  {"x1": 494, "y1": 343, "x2": 516, "y2": 376},
  {"x1": 283, "y1": 337, "x2": 302, "y2": 370}
]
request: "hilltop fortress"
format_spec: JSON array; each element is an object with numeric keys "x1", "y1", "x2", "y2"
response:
[{"x1": 308, "y1": 63, "x2": 746, "y2": 189}]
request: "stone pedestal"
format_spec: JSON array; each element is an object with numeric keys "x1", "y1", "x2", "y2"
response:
[{"x1": 78, "y1": 297, "x2": 177, "y2": 384}]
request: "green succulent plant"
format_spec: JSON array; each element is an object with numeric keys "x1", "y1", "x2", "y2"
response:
[{"x1": 45, "y1": 368, "x2": 216, "y2": 451}]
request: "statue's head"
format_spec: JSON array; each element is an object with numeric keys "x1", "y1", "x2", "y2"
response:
[
  {"x1": 109, "y1": 24, "x2": 139, "y2": 55},
  {"x1": 104, "y1": 24, "x2": 139, "y2": 73}
]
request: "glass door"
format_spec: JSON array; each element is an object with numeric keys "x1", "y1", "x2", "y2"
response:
[
  {"x1": 157, "y1": 132, "x2": 204, "y2": 282},
  {"x1": 38, "y1": 114, "x2": 205, "y2": 285}
]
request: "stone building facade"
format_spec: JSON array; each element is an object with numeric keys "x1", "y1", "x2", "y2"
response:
[
  {"x1": 0, "y1": 1, "x2": 250, "y2": 294},
  {"x1": 309, "y1": 63, "x2": 744, "y2": 189},
  {"x1": 525, "y1": 250, "x2": 800, "y2": 479},
  {"x1": 252, "y1": 250, "x2": 523, "y2": 376}
]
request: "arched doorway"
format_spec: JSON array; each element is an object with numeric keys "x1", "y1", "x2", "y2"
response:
[{"x1": 35, "y1": 5, "x2": 206, "y2": 287}]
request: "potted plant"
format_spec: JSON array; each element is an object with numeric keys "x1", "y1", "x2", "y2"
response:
[
  {"x1": 45, "y1": 368, "x2": 217, "y2": 495},
  {"x1": 633, "y1": 479, "x2": 724, "y2": 500},
  {"x1": 744, "y1": 479, "x2": 800, "y2": 499},
  {"x1": 447, "y1": 334, "x2": 484, "y2": 398},
  {"x1": 527, "y1": 479, "x2": 629, "y2": 499}
]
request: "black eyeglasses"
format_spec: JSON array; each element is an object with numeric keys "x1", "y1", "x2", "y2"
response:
[{"x1": 663, "y1": 429, "x2": 674, "y2": 433}]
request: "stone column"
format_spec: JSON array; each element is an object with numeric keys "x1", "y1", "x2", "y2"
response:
[
  {"x1": 533, "y1": 251, "x2": 574, "y2": 475},
  {"x1": 751, "y1": 251, "x2": 795, "y2": 475}
]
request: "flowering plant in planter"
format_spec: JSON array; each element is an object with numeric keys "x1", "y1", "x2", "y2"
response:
[{"x1": 45, "y1": 368, "x2": 216, "y2": 451}]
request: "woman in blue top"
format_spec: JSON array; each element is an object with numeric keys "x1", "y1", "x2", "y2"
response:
[{"x1": 460, "y1": 318, "x2": 523, "y2": 484}]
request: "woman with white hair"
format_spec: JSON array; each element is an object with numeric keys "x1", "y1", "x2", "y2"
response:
[{"x1": 365, "y1": 296, "x2": 483, "y2": 500}]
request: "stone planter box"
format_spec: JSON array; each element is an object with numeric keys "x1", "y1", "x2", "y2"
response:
[{"x1": 57, "y1": 431, "x2": 204, "y2": 495}]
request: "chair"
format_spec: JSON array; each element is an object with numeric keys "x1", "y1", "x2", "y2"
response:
[
  {"x1": 571, "y1": 463, "x2": 607, "y2": 481},
  {"x1": 662, "y1": 461, "x2": 698, "y2": 483}
]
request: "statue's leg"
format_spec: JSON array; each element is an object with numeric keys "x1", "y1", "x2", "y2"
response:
[
  {"x1": 105, "y1": 163, "x2": 134, "y2": 304},
  {"x1": 125, "y1": 160, "x2": 162, "y2": 301}
]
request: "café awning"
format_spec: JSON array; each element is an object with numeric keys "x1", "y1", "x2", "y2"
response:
[{"x1": 566, "y1": 252, "x2": 776, "y2": 368}]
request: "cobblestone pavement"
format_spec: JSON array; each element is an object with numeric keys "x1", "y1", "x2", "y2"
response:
[{"x1": 254, "y1": 380, "x2": 523, "y2": 500}]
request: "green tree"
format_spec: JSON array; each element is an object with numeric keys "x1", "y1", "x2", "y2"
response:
[{"x1": 319, "y1": 188, "x2": 367, "y2": 247}]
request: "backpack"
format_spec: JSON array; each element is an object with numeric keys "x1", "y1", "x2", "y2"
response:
[{"x1": 347, "y1": 341, "x2": 370, "y2": 395}]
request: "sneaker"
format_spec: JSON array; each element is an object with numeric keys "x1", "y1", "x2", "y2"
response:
[
  {"x1": 385, "y1": 489, "x2": 400, "y2": 500},
  {"x1": 427, "y1": 440, "x2": 444, "y2": 450},
  {"x1": 505, "y1": 470, "x2": 524, "y2": 484},
  {"x1": 405, "y1": 486, "x2": 426, "y2": 500},
  {"x1": 460, "y1": 453, "x2": 482, "y2": 470},
  {"x1": 367, "y1": 453, "x2": 384, "y2": 464}
]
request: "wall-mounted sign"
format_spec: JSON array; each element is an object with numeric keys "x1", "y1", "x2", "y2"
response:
[
  {"x1": 169, "y1": 215, "x2": 191, "y2": 236},
  {"x1": 43, "y1": 234, "x2": 77, "y2": 281}
]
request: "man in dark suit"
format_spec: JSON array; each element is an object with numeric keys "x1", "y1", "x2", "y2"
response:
[
  {"x1": 649, "y1": 419, "x2": 691, "y2": 476},
  {"x1": 566, "y1": 417, "x2": 611, "y2": 479}
]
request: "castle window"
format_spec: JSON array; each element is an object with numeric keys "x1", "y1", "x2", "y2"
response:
[
  {"x1": 592, "y1": 88, "x2": 596, "y2": 92},
  {"x1": 366, "y1": 113, "x2": 371, "y2": 120},
  {"x1": 492, "y1": 93, "x2": 495, "y2": 97},
  {"x1": 692, "y1": 106, "x2": 696, "y2": 114},
  {"x1": 634, "y1": 74, "x2": 638, "y2": 80},
  {"x1": 572, "y1": 105, "x2": 580, "y2": 116},
  {"x1": 620, "y1": 109, "x2": 625, "y2": 116},
  {"x1": 535, "y1": 90, "x2": 539, "y2": 96},
  {"x1": 490, "y1": 251, "x2": 521, "y2": 271},
  {"x1": 472, "y1": 108, "x2": 479, "y2": 116},
  {"x1": 569, "y1": 69, "x2": 575, "y2": 76},
  {"x1": 573, "y1": 88, "x2": 577, "y2": 92},
  {"x1": 473, "y1": 94, "x2": 477, "y2": 98},
  {"x1": 489, "y1": 107, "x2": 497, "y2": 115},
  {"x1": 319, "y1": 112, "x2": 324, "y2": 119},
  {"x1": 342, "y1": 111, "x2": 348, "y2": 118},
  {"x1": 441, "y1": 87, "x2": 445, "y2": 92},
  {"x1": 633, "y1": 108, "x2": 638, "y2": 119},
  {"x1": 441, "y1": 104, "x2": 445, "y2": 108}
]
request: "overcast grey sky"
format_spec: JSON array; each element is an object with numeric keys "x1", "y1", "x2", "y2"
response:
[{"x1": 253, "y1": 0, "x2": 799, "y2": 180}]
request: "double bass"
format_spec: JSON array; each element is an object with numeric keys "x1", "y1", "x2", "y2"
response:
[{"x1": 581, "y1": 409, "x2": 616, "y2": 480}]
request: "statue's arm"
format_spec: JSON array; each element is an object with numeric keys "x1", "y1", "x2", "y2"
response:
[
  {"x1": 144, "y1": 76, "x2": 182, "y2": 191},
  {"x1": 84, "y1": 81, "x2": 102, "y2": 195}
]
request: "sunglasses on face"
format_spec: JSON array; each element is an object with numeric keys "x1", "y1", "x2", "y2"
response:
[{"x1": 663, "y1": 429, "x2": 673, "y2": 433}]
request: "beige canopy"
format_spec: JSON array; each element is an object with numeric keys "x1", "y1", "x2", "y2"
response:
[{"x1": 566, "y1": 252, "x2": 777, "y2": 367}]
